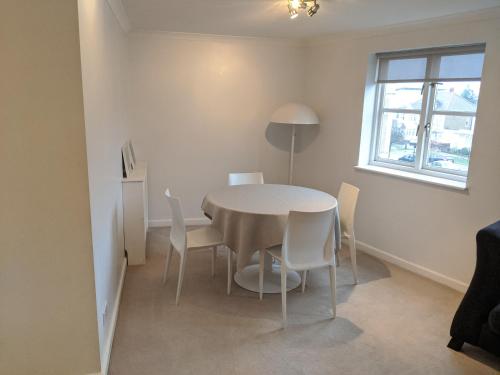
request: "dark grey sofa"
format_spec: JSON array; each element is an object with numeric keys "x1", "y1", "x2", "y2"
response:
[{"x1": 448, "y1": 220, "x2": 500, "y2": 356}]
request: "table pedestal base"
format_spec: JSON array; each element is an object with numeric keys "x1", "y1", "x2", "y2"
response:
[{"x1": 234, "y1": 264, "x2": 301, "y2": 294}]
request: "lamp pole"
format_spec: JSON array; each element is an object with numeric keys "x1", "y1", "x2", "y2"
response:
[
  {"x1": 269, "y1": 103, "x2": 318, "y2": 185},
  {"x1": 288, "y1": 124, "x2": 296, "y2": 185}
]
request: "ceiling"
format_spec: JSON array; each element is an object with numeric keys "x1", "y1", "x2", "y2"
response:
[{"x1": 121, "y1": 0, "x2": 500, "y2": 38}]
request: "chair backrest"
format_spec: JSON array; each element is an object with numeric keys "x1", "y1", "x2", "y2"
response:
[
  {"x1": 164, "y1": 189, "x2": 187, "y2": 252},
  {"x1": 338, "y1": 182, "x2": 360, "y2": 235},
  {"x1": 228, "y1": 172, "x2": 264, "y2": 186},
  {"x1": 282, "y1": 209, "x2": 335, "y2": 270}
]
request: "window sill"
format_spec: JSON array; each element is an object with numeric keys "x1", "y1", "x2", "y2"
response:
[{"x1": 354, "y1": 164, "x2": 468, "y2": 191}]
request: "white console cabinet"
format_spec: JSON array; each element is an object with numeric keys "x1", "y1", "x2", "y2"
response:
[{"x1": 122, "y1": 161, "x2": 148, "y2": 265}]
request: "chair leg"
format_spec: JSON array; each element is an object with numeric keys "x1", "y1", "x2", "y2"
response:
[
  {"x1": 211, "y1": 246, "x2": 217, "y2": 278},
  {"x1": 162, "y1": 243, "x2": 173, "y2": 284},
  {"x1": 175, "y1": 252, "x2": 188, "y2": 305},
  {"x1": 348, "y1": 234, "x2": 358, "y2": 284},
  {"x1": 259, "y1": 250, "x2": 265, "y2": 300},
  {"x1": 329, "y1": 264, "x2": 336, "y2": 319},
  {"x1": 227, "y1": 247, "x2": 232, "y2": 295},
  {"x1": 301, "y1": 270, "x2": 307, "y2": 293},
  {"x1": 281, "y1": 262, "x2": 287, "y2": 328}
]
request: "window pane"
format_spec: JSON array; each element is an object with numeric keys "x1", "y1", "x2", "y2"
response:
[
  {"x1": 425, "y1": 114, "x2": 475, "y2": 173},
  {"x1": 378, "y1": 57, "x2": 427, "y2": 82},
  {"x1": 383, "y1": 82, "x2": 423, "y2": 110},
  {"x1": 433, "y1": 81, "x2": 480, "y2": 112},
  {"x1": 430, "y1": 53, "x2": 484, "y2": 81},
  {"x1": 377, "y1": 112, "x2": 420, "y2": 163}
]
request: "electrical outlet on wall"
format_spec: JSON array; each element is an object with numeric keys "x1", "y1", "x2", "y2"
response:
[{"x1": 102, "y1": 301, "x2": 108, "y2": 326}]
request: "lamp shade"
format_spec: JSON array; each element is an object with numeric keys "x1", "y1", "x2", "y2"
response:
[{"x1": 270, "y1": 102, "x2": 319, "y2": 125}]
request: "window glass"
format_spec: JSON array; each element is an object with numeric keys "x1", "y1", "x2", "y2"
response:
[
  {"x1": 383, "y1": 82, "x2": 423, "y2": 110},
  {"x1": 376, "y1": 112, "x2": 420, "y2": 163},
  {"x1": 378, "y1": 57, "x2": 427, "y2": 82},
  {"x1": 433, "y1": 82, "x2": 480, "y2": 113},
  {"x1": 425, "y1": 114, "x2": 475, "y2": 173},
  {"x1": 432, "y1": 53, "x2": 484, "y2": 81}
]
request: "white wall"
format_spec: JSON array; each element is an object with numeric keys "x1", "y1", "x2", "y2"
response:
[
  {"x1": 78, "y1": 0, "x2": 129, "y2": 368},
  {"x1": 126, "y1": 33, "x2": 305, "y2": 223},
  {"x1": 0, "y1": 1, "x2": 100, "y2": 374},
  {"x1": 299, "y1": 11, "x2": 500, "y2": 289}
]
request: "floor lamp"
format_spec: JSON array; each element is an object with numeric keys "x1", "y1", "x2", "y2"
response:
[{"x1": 270, "y1": 102, "x2": 319, "y2": 185}]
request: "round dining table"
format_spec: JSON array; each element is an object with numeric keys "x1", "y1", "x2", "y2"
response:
[{"x1": 201, "y1": 184, "x2": 340, "y2": 293}]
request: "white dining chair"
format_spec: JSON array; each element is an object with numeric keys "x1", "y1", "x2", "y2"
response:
[
  {"x1": 225, "y1": 171, "x2": 264, "y2": 294},
  {"x1": 259, "y1": 209, "x2": 336, "y2": 327},
  {"x1": 228, "y1": 172, "x2": 264, "y2": 186},
  {"x1": 163, "y1": 189, "x2": 225, "y2": 305},
  {"x1": 338, "y1": 182, "x2": 360, "y2": 284}
]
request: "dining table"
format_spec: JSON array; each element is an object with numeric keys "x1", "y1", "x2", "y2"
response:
[{"x1": 201, "y1": 184, "x2": 340, "y2": 294}]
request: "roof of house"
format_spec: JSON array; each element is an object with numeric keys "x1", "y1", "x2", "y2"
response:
[{"x1": 411, "y1": 89, "x2": 476, "y2": 112}]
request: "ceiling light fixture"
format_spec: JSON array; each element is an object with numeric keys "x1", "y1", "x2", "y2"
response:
[{"x1": 287, "y1": 0, "x2": 320, "y2": 19}]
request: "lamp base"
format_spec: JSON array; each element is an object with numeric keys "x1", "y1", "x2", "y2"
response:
[{"x1": 234, "y1": 264, "x2": 301, "y2": 293}]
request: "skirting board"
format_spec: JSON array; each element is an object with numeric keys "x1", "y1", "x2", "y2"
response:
[
  {"x1": 149, "y1": 217, "x2": 211, "y2": 227},
  {"x1": 356, "y1": 240, "x2": 469, "y2": 293},
  {"x1": 100, "y1": 257, "x2": 127, "y2": 375}
]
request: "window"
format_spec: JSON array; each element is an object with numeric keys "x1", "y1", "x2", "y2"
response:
[{"x1": 368, "y1": 44, "x2": 485, "y2": 183}]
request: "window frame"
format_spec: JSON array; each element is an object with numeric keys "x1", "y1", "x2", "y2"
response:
[{"x1": 368, "y1": 45, "x2": 484, "y2": 183}]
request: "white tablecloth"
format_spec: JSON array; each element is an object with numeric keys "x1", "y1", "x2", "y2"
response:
[{"x1": 201, "y1": 184, "x2": 340, "y2": 271}]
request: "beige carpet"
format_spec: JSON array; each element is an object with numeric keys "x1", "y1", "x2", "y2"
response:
[{"x1": 109, "y1": 227, "x2": 500, "y2": 375}]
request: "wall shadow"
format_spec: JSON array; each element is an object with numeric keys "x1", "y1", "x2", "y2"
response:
[{"x1": 265, "y1": 122, "x2": 320, "y2": 153}]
